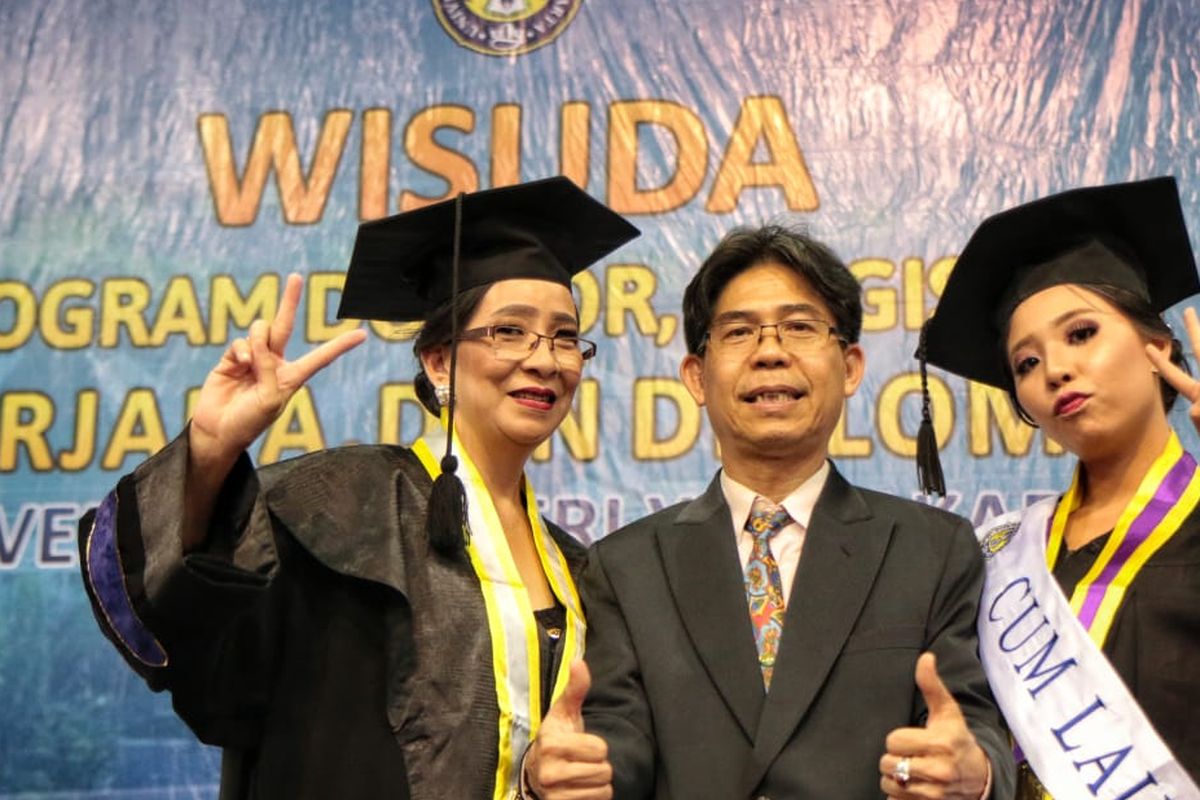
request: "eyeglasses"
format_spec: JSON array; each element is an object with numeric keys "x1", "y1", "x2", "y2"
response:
[
  {"x1": 457, "y1": 324, "x2": 597, "y2": 365},
  {"x1": 702, "y1": 318, "x2": 845, "y2": 354}
]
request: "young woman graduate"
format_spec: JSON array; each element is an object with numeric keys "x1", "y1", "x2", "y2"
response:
[
  {"x1": 76, "y1": 177, "x2": 638, "y2": 800},
  {"x1": 920, "y1": 176, "x2": 1200, "y2": 799}
]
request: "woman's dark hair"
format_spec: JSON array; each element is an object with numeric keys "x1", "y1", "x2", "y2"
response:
[
  {"x1": 1000, "y1": 283, "x2": 1191, "y2": 425},
  {"x1": 682, "y1": 225, "x2": 863, "y2": 354},
  {"x1": 411, "y1": 284, "x2": 491, "y2": 415}
]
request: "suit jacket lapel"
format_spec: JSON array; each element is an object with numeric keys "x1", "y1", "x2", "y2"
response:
[
  {"x1": 742, "y1": 466, "x2": 894, "y2": 790},
  {"x1": 659, "y1": 474, "x2": 765, "y2": 741}
]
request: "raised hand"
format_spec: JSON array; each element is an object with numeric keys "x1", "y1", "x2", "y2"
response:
[
  {"x1": 182, "y1": 273, "x2": 366, "y2": 550},
  {"x1": 879, "y1": 653, "x2": 990, "y2": 799},
  {"x1": 190, "y1": 272, "x2": 367, "y2": 464},
  {"x1": 1147, "y1": 306, "x2": 1200, "y2": 435},
  {"x1": 526, "y1": 660, "x2": 612, "y2": 800}
]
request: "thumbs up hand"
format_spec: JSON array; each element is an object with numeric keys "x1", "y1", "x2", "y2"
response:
[
  {"x1": 878, "y1": 653, "x2": 990, "y2": 799},
  {"x1": 525, "y1": 660, "x2": 613, "y2": 800}
]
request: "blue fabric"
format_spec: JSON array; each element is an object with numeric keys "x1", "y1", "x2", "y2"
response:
[{"x1": 86, "y1": 492, "x2": 168, "y2": 668}]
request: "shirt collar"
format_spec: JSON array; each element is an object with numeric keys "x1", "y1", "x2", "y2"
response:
[{"x1": 720, "y1": 461, "x2": 830, "y2": 532}]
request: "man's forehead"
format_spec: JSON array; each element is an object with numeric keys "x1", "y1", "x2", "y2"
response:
[{"x1": 713, "y1": 262, "x2": 827, "y2": 309}]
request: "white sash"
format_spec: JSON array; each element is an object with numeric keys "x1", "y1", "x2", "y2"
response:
[{"x1": 977, "y1": 500, "x2": 1199, "y2": 799}]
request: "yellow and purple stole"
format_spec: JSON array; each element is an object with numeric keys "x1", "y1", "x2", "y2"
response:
[
  {"x1": 976, "y1": 431, "x2": 1200, "y2": 800},
  {"x1": 1046, "y1": 431, "x2": 1200, "y2": 648},
  {"x1": 413, "y1": 427, "x2": 585, "y2": 800}
]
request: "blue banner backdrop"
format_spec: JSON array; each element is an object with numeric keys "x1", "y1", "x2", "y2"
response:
[{"x1": 2, "y1": 0, "x2": 1199, "y2": 794}]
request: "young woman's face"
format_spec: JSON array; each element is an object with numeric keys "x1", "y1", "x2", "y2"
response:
[
  {"x1": 1005, "y1": 283, "x2": 1169, "y2": 458},
  {"x1": 423, "y1": 278, "x2": 584, "y2": 460}
]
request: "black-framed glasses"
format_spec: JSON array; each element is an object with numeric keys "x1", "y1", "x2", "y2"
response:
[
  {"x1": 703, "y1": 318, "x2": 845, "y2": 354},
  {"x1": 457, "y1": 324, "x2": 598, "y2": 365}
]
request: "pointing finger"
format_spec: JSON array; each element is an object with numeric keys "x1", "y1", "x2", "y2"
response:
[{"x1": 286, "y1": 328, "x2": 367, "y2": 387}]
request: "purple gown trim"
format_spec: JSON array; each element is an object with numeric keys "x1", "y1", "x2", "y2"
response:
[{"x1": 86, "y1": 492, "x2": 168, "y2": 667}]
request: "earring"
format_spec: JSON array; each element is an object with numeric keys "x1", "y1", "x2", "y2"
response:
[{"x1": 435, "y1": 384, "x2": 451, "y2": 407}]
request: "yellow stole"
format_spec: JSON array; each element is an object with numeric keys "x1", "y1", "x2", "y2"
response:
[{"x1": 413, "y1": 430, "x2": 585, "y2": 800}]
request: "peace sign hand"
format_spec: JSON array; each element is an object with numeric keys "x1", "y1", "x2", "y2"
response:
[
  {"x1": 189, "y1": 272, "x2": 367, "y2": 467},
  {"x1": 1146, "y1": 306, "x2": 1200, "y2": 435}
]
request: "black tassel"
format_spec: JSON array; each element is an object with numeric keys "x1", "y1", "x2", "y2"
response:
[
  {"x1": 427, "y1": 192, "x2": 470, "y2": 556},
  {"x1": 427, "y1": 455, "x2": 469, "y2": 557},
  {"x1": 916, "y1": 321, "x2": 947, "y2": 497}
]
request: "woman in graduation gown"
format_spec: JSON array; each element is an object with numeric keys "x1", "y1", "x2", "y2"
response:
[
  {"x1": 921, "y1": 177, "x2": 1200, "y2": 798},
  {"x1": 76, "y1": 177, "x2": 637, "y2": 800}
]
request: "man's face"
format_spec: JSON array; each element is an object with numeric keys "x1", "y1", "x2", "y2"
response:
[{"x1": 680, "y1": 261, "x2": 864, "y2": 472}]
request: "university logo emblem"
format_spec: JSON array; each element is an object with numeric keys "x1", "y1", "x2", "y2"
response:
[
  {"x1": 980, "y1": 522, "x2": 1018, "y2": 559},
  {"x1": 433, "y1": 0, "x2": 583, "y2": 56}
]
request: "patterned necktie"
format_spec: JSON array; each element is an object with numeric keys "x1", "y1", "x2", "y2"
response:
[{"x1": 743, "y1": 495, "x2": 791, "y2": 689}]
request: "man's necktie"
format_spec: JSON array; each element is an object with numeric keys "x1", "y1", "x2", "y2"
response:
[{"x1": 743, "y1": 495, "x2": 791, "y2": 689}]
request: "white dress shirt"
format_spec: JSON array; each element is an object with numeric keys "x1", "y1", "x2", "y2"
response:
[{"x1": 720, "y1": 461, "x2": 829, "y2": 604}]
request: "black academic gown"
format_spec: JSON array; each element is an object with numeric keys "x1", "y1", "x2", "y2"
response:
[
  {"x1": 77, "y1": 431, "x2": 585, "y2": 800},
  {"x1": 1052, "y1": 508, "x2": 1200, "y2": 781}
]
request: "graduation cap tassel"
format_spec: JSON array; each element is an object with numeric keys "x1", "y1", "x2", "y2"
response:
[
  {"x1": 916, "y1": 320, "x2": 947, "y2": 497},
  {"x1": 427, "y1": 193, "x2": 470, "y2": 557}
]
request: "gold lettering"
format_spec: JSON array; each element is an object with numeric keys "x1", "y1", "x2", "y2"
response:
[
  {"x1": 632, "y1": 378, "x2": 700, "y2": 459},
  {"x1": 928, "y1": 255, "x2": 956, "y2": 300},
  {"x1": 378, "y1": 383, "x2": 439, "y2": 446},
  {"x1": 877, "y1": 373, "x2": 953, "y2": 457},
  {"x1": 532, "y1": 380, "x2": 599, "y2": 462},
  {"x1": 59, "y1": 389, "x2": 98, "y2": 471},
  {"x1": 360, "y1": 107, "x2": 392, "y2": 221},
  {"x1": 850, "y1": 259, "x2": 896, "y2": 332},
  {"x1": 259, "y1": 388, "x2": 324, "y2": 462},
  {"x1": 0, "y1": 281, "x2": 37, "y2": 351},
  {"x1": 559, "y1": 101, "x2": 590, "y2": 189},
  {"x1": 969, "y1": 382, "x2": 1034, "y2": 457},
  {"x1": 573, "y1": 271, "x2": 601, "y2": 334},
  {"x1": 99, "y1": 279, "x2": 152, "y2": 348},
  {"x1": 101, "y1": 389, "x2": 167, "y2": 469},
  {"x1": 707, "y1": 96, "x2": 817, "y2": 213},
  {"x1": 198, "y1": 110, "x2": 353, "y2": 226},
  {"x1": 607, "y1": 100, "x2": 707, "y2": 214},
  {"x1": 903, "y1": 257, "x2": 927, "y2": 330},
  {"x1": 149, "y1": 276, "x2": 207, "y2": 346},
  {"x1": 829, "y1": 405, "x2": 872, "y2": 457},
  {"x1": 399, "y1": 105, "x2": 479, "y2": 211},
  {"x1": 605, "y1": 265, "x2": 659, "y2": 337},
  {"x1": 307, "y1": 272, "x2": 359, "y2": 342},
  {"x1": 209, "y1": 274, "x2": 280, "y2": 344},
  {"x1": 491, "y1": 103, "x2": 522, "y2": 187},
  {"x1": 40, "y1": 279, "x2": 95, "y2": 349},
  {"x1": 0, "y1": 391, "x2": 54, "y2": 471}
]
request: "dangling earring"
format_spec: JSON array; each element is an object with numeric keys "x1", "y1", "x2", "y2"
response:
[{"x1": 435, "y1": 384, "x2": 452, "y2": 408}]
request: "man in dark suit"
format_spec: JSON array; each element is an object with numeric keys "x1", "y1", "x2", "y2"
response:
[{"x1": 527, "y1": 226, "x2": 1015, "y2": 799}]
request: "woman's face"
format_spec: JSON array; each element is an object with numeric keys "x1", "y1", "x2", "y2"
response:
[
  {"x1": 1005, "y1": 283, "x2": 1170, "y2": 459},
  {"x1": 422, "y1": 278, "x2": 584, "y2": 460}
]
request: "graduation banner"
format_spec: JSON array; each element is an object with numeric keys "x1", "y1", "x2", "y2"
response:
[{"x1": 2, "y1": 0, "x2": 1200, "y2": 795}]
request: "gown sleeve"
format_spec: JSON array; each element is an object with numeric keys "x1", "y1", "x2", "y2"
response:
[{"x1": 78, "y1": 428, "x2": 284, "y2": 747}]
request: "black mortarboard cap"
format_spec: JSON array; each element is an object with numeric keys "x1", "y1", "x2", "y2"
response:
[
  {"x1": 338, "y1": 176, "x2": 640, "y2": 322},
  {"x1": 924, "y1": 176, "x2": 1198, "y2": 390},
  {"x1": 914, "y1": 176, "x2": 1198, "y2": 496},
  {"x1": 337, "y1": 177, "x2": 638, "y2": 557}
]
